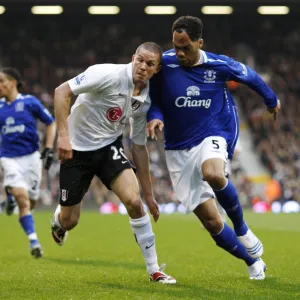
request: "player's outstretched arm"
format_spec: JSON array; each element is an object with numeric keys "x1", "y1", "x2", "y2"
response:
[
  {"x1": 132, "y1": 143, "x2": 160, "y2": 222},
  {"x1": 54, "y1": 82, "x2": 73, "y2": 162},
  {"x1": 223, "y1": 56, "x2": 280, "y2": 120},
  {"x1": 267, "y1": 99, "x2": 281, "y2": 120}
]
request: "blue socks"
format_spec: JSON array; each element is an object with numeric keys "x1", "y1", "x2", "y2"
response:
[
  {"x1": 19, "y1": 214, "x2": 38, "y2": 246},
  {"x1": 214, "y1": 179, "x2": 248, "y2": 236},
  {"x1": 5, "y1": 187, "x2": 15, "y2": 204},
  {"x1": 212, "y1": 223, "x2": 256, "y2": 266}
]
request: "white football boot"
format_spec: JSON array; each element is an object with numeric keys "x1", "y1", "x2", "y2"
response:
[
  {"x1": 51, "y1": 205, "x2": 68, "y2": 246},
  {"x1": 248, "y1": 258, "x2": 267, "y2": 280},
  {"x1": 238, "y1": 229, "x2": 263, "y2": 258},
  {"x1": 150, "y1": 264, "x2": 176, "y2": 284}
]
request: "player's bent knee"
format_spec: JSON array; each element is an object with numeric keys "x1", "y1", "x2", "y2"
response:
[
  {"x1": 123, "y1": 197, "x2": 144, "y2": 216},
  {"x1": 203, "y1": 172, "x2": 226, "y2": 188},
  {"x1": 203, "y1": 217, "x2": 223, "y2": 234}
]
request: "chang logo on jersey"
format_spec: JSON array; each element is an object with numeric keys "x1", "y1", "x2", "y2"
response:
[
  {"x1": 2, "y1": 117, "x2": 25, "y2": 134},
  {"x1": 175, "y1": 87, "x2": 212, "y2": 109},
  {"x1": 204, "y1": 69, "x2": 216, "y2": 83}
]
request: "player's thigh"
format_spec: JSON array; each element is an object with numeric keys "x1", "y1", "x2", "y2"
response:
[
  {"x1": 0, "y1": 156, "x2": 28, "y2": 190},
  {"x1": 110, "y1": 169, "x2": 141, "y2": 205},
  {"x1": 96, "y1": 137, "x2": 134, "y2": 195},
  {"x1": 59, "y1": 152, "x2": 95, "y2": 207},
  {"x1": 25, "y1": 151, "x2": 42, "y2": 201},
  {"x1": 198, "y1": 136, "x2": 228, "y2": 174},
  {"x1": 166, "y1": 149, "x2": 215, "y2": 213}
]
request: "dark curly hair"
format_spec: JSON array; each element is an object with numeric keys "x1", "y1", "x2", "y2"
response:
[
  {"x1": 172, "y1": 16, "x2": 203, "y2": 41},
  {"x1": 0, "y1": 67, "x2": 23, "y2": 89}
]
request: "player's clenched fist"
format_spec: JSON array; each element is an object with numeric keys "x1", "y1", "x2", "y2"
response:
[{"x1": 57, "y1": 135, "x2": 73, "y2": 161}]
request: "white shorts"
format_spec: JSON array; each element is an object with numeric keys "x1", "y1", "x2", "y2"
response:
[
  {"x1": 0, "y1": 151, "x2": 42, "y2": 200},
  {"x1": 166, "y1": 136, "x2": 228, "y2": 213}
]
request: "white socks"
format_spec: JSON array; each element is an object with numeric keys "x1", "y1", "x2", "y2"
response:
[
  {"x1": 53, "y1": 205, "x2": 63, "y2": 228},
  {"x1": 130, "y1": 213, "x2": 159, "y2": 274}
]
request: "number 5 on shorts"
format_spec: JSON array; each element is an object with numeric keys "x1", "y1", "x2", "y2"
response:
[{"x1": 212, "y1": 140, "x2": 220, "y2": 149}]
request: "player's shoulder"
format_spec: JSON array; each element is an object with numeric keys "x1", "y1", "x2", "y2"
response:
[
  {"x1": 203, "y1": 51, "x2": 234, "y2": 67},
  {"x1": 86, "y1": 63, "x2": 127, "y2": 84},
  {"x1": 0, "y1": 97, "x2": 5, "y2": 109},
  {"x1": 89, "y1": 63, "x2": 126, "y2": 74},
  {"x1": 18, "y1": 94, "x2": 40, "y2": 103},
  {"x1": 162, "y1": 49, "x2": 178, "y2": 66}
]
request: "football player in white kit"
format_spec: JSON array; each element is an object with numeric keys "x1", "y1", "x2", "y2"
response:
[
  {"x1": 0, "y1": 67, "x2": 56, "y2": 258},
  {"x1": 51, "y1": 42, "x2": 176, "y2": 284}
]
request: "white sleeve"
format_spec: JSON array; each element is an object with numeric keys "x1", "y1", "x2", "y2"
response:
[
  {"x1": 68, "y1": 64, "x2": 116, "y2": 95},
  {"x1": 130, "y1": 114, "x2": 147, "y2": 145}
]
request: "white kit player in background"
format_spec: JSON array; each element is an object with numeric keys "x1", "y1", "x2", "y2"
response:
[
  {"x1": 0, "y1": 67, "x2": 56, "y2": 258},
  {"x1": 50, "y1": 42, "x2": 176, "y2": 283}
]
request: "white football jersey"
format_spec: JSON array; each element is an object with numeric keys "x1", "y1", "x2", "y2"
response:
[{"x1": 68, "y1": 63, "x2": 150, "y2": 151}]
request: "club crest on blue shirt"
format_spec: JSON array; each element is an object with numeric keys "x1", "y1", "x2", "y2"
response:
[
  {"x1": 204, "y1": 69, "x2": 216, "y2": 83},
  {"x1": 15, "y1": 101, "x2": 24, "y2": 112}
]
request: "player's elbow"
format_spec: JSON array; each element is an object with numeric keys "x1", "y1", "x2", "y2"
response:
[{"x1": 54, "y1": 82, "x2": 73, "y2": 99}]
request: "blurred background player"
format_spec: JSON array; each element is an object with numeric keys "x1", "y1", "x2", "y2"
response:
[
  {"x1": 51, "y1": 43, "x2": 176, "y2": 284},
  {"x1": 0, "y1": 67, "x2": 56, "y2": 258},
  {"x1": 147, "y1": 15, "x2": 280, "y2": 280}
]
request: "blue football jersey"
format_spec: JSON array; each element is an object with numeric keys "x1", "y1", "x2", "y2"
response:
[
  {"x1": 148, "y1": 49, "x2": 278, "y2": 159},
  {"x1": 0, "y1": 94, "x2": 54, "y2": 158}
]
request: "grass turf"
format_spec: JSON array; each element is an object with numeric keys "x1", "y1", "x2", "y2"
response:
[{"x1": 1, "y1": 211, "x2": 300, "y2": 299}]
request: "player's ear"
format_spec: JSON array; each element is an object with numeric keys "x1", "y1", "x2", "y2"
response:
[
  {"x1": 132, "y1": 55, "x2": 135, "y2": 63},
  {"x1": 199, "y1": 39, "x2": 204, "y2": 49},
  {"x1": 155, "y1": 65, "x2": 162, "y2": 74}
]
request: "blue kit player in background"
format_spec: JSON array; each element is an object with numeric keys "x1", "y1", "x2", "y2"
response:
[
  {"x1": 147, "y1": 16, "x2": 280, "y2": 280},
  {"x1": 0, "y1": 68, "x2": 56, "y2": 258}
]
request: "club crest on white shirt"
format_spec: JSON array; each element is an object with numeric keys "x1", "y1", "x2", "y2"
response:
[{"x1": 131, "y1": 100, "x2": 141, "y2": 111}]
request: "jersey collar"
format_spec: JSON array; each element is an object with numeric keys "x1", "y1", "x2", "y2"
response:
[{"x1": 193, "y1": 50, "x2": 208, "y2": 66}]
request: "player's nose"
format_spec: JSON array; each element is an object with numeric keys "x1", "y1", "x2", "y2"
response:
[
  {"x1": 140, "y1": 63, "x2": 147, "y2": 70},
  {"x1": 176, "y1": 49, "x2": 185, "y2": 58}
]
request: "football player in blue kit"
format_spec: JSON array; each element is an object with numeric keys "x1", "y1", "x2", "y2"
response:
[
  {"x1": 0, "y1": 68, "x2": 56, "y2": 258},
  {"x1": 147, "y1": 16, "x2": 280, "y2": 280}
]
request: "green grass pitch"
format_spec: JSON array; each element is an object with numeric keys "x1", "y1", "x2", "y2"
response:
[{"x1": 1, "y1": 210, "x2": 300, "y2": 299}]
